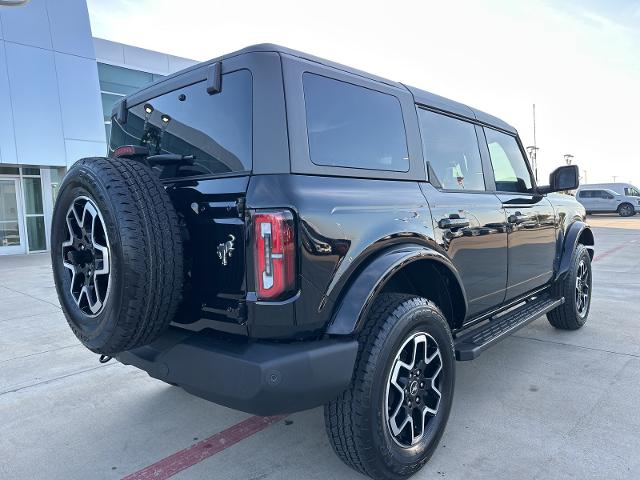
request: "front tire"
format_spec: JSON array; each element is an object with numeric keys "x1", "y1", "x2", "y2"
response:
[
  {"x1": 324, "y1": 294, "x2": 455, "y2": 480},
  {"x1": 547, "y1": 243, "x2": 592, "y2": 330}
]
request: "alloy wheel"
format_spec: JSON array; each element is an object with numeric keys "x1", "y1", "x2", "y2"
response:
[
  {"x1": 385, "y1": 331, "x2": 443, "y2": 448},
  {"x1": 61, "y1": 196, "x2": 111, "y2": 316},
  {"x1": 575, "y1": 258, "x2": 590, "y2": 317}
]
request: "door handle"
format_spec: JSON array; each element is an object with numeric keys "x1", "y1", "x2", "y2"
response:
[
  {"x1": 508, "y1": 212, "x2": 534, "y2": 224},
  {"x1": 438, "y1": 217, "x2": 470, "y2": 229}
]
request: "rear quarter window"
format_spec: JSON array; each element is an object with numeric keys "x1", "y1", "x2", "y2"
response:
[
  {"x1": 110, "y1": 69, "x2": 252, "y2": 179},
  {"x1": 302, "y1": 73, "x2": 409, "y2": 172}
]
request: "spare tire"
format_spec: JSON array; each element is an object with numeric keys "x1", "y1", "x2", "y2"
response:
[{"x1": 51, "y1": 157, "x2": 183, "y2": 355}]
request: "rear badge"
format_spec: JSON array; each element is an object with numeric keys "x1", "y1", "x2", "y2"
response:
[{"x1": 217, "y1": 234, "x2": 235, "y2": 266}]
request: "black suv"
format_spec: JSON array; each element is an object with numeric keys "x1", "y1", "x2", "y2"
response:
[{"x1": 51, "y1": 44, "x2": 594, "y2": 480}]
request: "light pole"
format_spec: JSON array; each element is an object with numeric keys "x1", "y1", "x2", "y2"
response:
[{"x1": 564, "y1": 154, "x2": 574, "y2": 165}]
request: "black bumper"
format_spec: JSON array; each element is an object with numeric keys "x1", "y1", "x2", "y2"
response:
[{"x1": 116, "y1": 327, "x2": 358, "y2": 416}]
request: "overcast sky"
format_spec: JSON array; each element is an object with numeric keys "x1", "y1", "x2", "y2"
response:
[{"x1": 87, "y1": 0, "x2": 640, "y2": 186}]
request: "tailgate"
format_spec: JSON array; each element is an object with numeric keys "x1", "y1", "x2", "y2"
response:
[{"x1": 165, "y1": 175, "x2": 249, "y2": 327}]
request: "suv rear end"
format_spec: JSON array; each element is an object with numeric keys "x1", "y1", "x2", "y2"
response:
[{"x1": 97, "y1": 48, "x2": 360, "y2": 414}]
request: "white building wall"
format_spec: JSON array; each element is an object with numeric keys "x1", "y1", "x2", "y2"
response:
[{"x1": 0, "y1": 0, "x2": 106, "y2": 168}]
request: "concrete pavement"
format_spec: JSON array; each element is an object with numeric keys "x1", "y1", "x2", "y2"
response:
[{"x1": 1, "y1": 214, "x2": 639, "y2": 479}]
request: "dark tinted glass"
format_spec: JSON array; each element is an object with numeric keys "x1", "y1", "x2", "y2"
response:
[
  {"x1": 303, "y1": 73, "x2": 408, "y2": 172},
  {"x1": 579, "y1": 190, "x2": 592, "y2": 198},
  {"x1": 485, "y1": 128, "x2": 533, "y2": 193},
  {"x1": 418, "y1": 109, "x2": 485, "y2": 191},
  {"x1": 110, "y1": 70, "x2": 252, "y2": 179}
]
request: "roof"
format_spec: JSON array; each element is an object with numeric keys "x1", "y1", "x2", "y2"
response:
[{"x1": 127, "y1": 43, "x2": 517, "y2": 134}]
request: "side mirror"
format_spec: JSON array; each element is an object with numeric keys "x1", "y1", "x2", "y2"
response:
[{"x1": 539, "y1": 165, "x2": 579, "y2": 194}]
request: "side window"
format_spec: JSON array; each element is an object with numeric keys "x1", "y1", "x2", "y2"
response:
[
  {"x1": 484, "y1": 128, "x2": 534, "y2": 193},
  {"x1": 303, "y1": 73, "x2": 409, "y2": 172},
  {"x1": 601, "y1": 191, "x2": 614, "y2": 199},
  {"x1": 418, "y1": 109, "x2": 485, "y2": 191},
  {"x1": 625, "y1": 187, "x2": 640, "y2": 197},
  {"x1": 579, "y1": 190, "x2": 593, "y2": 198}
]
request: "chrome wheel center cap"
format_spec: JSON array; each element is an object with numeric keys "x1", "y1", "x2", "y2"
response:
[{"x1": 409, "y1": 380, "x2": 419, "y2": 396}]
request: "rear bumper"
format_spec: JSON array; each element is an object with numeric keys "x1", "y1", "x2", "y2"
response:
[{"x1": 116, "y1": 327, "x2": 358, "y2": 416}]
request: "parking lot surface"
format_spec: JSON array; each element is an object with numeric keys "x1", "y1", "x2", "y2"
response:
[{"x1": 1, "y1": 214, "x2": 639, "y2": 479}]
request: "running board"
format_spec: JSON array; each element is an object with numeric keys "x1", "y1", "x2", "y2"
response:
[{"x1": 454, "y1": 293, "x2": 564, "y2": 361}]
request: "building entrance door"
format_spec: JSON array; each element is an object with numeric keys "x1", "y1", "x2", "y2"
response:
[{"x1": 0, "y1": 178, "x2": 26, "y2": 254}]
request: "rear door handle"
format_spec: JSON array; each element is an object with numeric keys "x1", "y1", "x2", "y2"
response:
[
  {"x1": 438, "y1": 217, "x2": 470, "y2": 229},
  {"x1": 508, "y1": 212, "x2": 534, "y2": 224}
]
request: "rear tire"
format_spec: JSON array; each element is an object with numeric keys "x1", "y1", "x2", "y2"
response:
[
  {"x1": 51, "y1": 157, "x2": 184, "y2": 355},
  {"x1": 547, "y1": 244, "x2": 592, "y2": 330},
  {"x1": 324, "y1": 294, "x2": 454, "y2": 480}
]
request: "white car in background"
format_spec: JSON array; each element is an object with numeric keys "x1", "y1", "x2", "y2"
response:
[{"x1": 576, "y1": 183, "x2": 640, "y2": 217}]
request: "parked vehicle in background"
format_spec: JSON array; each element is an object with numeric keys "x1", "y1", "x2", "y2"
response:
[
  {"x1": 576, "y1": 183, "x2": 640, "y2": 216},
  {"x1": 50, "y1": 44, "x2": 594, "y2": 480}
]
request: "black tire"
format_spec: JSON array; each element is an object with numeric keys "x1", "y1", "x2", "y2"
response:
[
  {"x1": 324, "y1": 293, "x2": 455, "y2": 480},
  {"x1": 51, "y1": 157, "x2": 183, "y2": 355},
  {"x1": 617, "y1": 203, "x2": 634, "y2": 217},
  {"x1": 547, "y1": 243, "x2": 592, "y2": 330}
]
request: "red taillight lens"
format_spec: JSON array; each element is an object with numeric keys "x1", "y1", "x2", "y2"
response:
[
  {"x1": 113, "y1": 145, "x2": 149, "y2": 159},
  {"x1": 253, "y1": 210, "x2": 296, "y2": 300}
]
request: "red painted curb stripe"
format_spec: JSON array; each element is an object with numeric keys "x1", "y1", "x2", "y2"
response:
[
  {"x1": 593, "y1": 243, "x2": 627, "y2": 263},
  {"x1": 122, "y1": 415, "x2": 286, "y2": 480}
]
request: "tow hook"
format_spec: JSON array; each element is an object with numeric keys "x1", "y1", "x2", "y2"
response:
[{"x1": 99, "y1": 355, "x2": 113, "y2": 364}]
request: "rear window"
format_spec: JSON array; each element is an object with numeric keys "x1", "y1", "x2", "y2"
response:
[
  {"x1": 110, "y1": 69, "x2": 252, "y2": 179},
  {"x1": 302, "y1": 73, "x2": 409, "y2": 172}
]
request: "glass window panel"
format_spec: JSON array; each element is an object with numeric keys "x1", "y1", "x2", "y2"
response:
[
  {"x1": 23, "y1": 177, "x2": 44, "y2": 214},
  {"x1": 22, "y1": 167, "x2": 40, "y2": 176},
  {"x1": 418, "y1": 109, "x2": 485, "y2": 191},
  {"x1": 110, "y1": 70, "x2": 252, "y2": 179},
  {"x1": 0, "y1": 166, "x2": 20, "y2": 175},
  {"x1": 49, "y1": 167, "x2": 65, "y2": 185},
  {"x1": 101, "y1": 93, "x2": 124, "y2": 122},
  {"x1": 26, "y1": 216, "x2": 46, "y2": 251},
  {"x1": 0, "y1": 180, "x2": 21, "y2": 247},
  {"x1": 98, "y1": 63, "x2": 156, "y2": 94},
  {"x1": 303, "y1": 73, "x2": 409, "y2": 172},
  {"x1": 485, "y1": 128, "x2": 533, "y2": 193}
]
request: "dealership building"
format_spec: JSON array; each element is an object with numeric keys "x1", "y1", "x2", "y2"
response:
[{"x1": 0, "y1": 0, "x2": 196, "y2": 255}]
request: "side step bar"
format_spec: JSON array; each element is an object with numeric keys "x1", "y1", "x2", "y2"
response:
[{"x1": 454, "y1": 293, "x2": 564, "y2": 361}]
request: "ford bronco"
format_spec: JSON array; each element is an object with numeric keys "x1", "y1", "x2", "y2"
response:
[{"x1": 51, "y1": 44, "x2": 594, "y2": 480}]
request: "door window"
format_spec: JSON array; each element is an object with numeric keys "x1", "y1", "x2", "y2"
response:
[
  {"x1": 600, "y1": 190, "x2": 614, "y2": 199},
  {"x1": 418, "y1": 109, "x2": 485, "y2": 191},
  {"x1": 624, "y1": 187, "x2": 640, "y2": 197},
  {"x1": 485, "y1": 128, "x2": 534, "y2": 193}
]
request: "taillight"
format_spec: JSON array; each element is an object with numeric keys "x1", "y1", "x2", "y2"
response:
[{"x1": 253, "y1": 210, "x2": 296, "y2": 300}]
